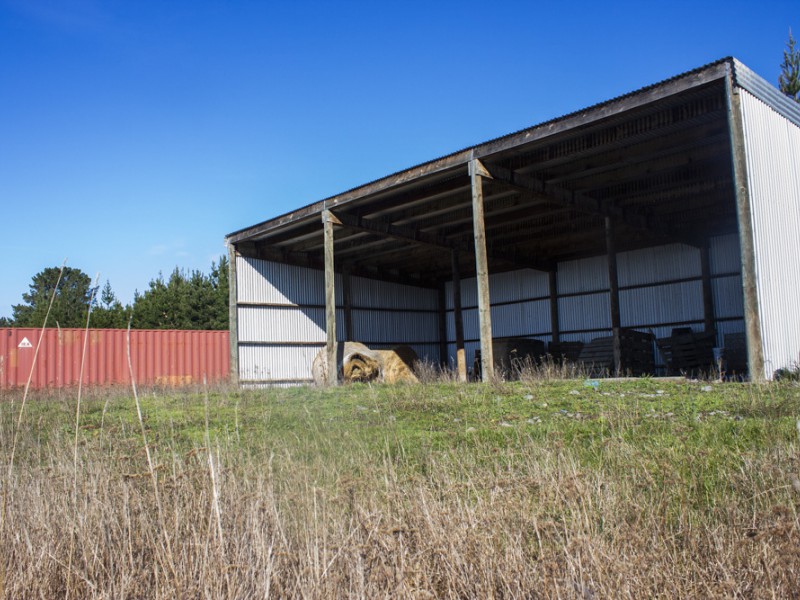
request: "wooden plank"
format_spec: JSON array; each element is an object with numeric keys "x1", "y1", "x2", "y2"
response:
[
  {"x1": 323, "y1": 210, "x2": 338, "y2": 386},
  {"x1": 331, "y1": 210, "x2": 452, "y2": 251},
  {"x1": 725, "y1": 72, "x2": 765, "y2": 381},
  {"x1": 244, "y1": 243, "x2": 438, "y2": 289},
  {"x1": 451, "y1": 250, "x2": 467, "y2": 382},
  {"x1": 483, "y1": 162, "x2": 702, "y2": 248},
  {"x1": 227, "y1": 244, "x2": 239, "y2": 386},
  {"x1": 470, "y1": 158, "x2": 494, "y2": 381},
  {"x1": 605, "y1": 217, "x2": 622, "y2": 375}
]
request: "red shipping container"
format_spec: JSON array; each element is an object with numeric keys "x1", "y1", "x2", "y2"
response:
[{"x1": 0, "y1": 328, "x2": 229, "y2": 390}]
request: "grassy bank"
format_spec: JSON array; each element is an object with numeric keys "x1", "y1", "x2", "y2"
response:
[{"x1": 1, "y1": 379, "x2": 799, "y2": 597}]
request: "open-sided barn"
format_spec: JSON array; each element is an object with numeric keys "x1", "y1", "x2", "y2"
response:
[{"x1": 225, "y1": 58, "x2": 800, "y2": 385}]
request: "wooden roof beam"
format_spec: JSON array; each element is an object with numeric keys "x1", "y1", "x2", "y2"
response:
[{"x1": 481, "y1": 161, "x2": 703, "y2": 248}]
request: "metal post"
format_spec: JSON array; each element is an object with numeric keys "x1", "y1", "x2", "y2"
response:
[
  {"x1": 605, "y1": 217, "x2": 622, "y2": 375},
  {"x1": 470, "y1": 158, "x2": 494, "y2": 381},
  {"x1": 451, "y1": 250, "x2": 467, "y2": 382},
  {"x1": 323, "y1": 210, "x2": 338, "y2": 386}
]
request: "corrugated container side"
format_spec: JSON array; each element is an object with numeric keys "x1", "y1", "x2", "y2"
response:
[
  {"x1": 0, "y1": 329, "x2": 229, "y2": 390},
  {"x1": 739, "y1": 89, "x2": 800, "y2": 377}
]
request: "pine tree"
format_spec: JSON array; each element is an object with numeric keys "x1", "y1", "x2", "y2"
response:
[
  {"x1": 779, "y1": 29, "x2": 800, "y2": 102},
  {"x1": 91, "y1": 280, "x2": 132, "y2": 328},
  {"x1": 130, "y1": 256, "x2": 229, "y2": 330},
  {"x1": 12, "y1": 267, "x2": 93, "y2": 328}
]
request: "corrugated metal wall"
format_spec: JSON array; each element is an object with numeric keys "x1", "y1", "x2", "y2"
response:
[
  {"x1": 739, "y1": 89, "x2": 800, "y2": 377},
  {"x1": 0, "y1": 328, "x2": 229, "y2": 390},
  {"x1": 444, "y1": 235, "x2": 744, "y2": 368},
  {"x1": 236, "y1": 256, "x2": 440, "y2": 385}
]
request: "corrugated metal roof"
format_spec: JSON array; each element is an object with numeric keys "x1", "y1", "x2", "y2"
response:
[
  {"x1": 227, "y1": 57, "x2": 736, "y2": 242},
  {"x1": 732, "y1": 59, "x2": 800, "y2": 128}
]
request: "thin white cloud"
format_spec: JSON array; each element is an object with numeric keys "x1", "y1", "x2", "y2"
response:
[{"x1": 4, "y1": 0, "x2": 111, "y2": 33}]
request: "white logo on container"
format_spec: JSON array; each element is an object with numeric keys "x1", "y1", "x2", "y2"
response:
[{"x1": 18, "y1": 337, "x2": 33, "y2": 349}]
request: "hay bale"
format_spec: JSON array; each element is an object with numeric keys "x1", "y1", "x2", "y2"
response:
[
  {"x1": 312, "y1": 342, "x2": 381, "y2": 385},
  {"x1": 342, "y1": 348, "x2": 382, "y2": 382},
  {"x1": 312, "y1": 343, "x2": 420, "y2": 385},
  {"x1": 376, "y1": 345, "x2": 419, "y2": 384}
]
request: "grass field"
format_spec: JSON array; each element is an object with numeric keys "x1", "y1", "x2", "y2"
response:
[{"x1": 1, "y1": 378, "x2": 799, "y2": 597}]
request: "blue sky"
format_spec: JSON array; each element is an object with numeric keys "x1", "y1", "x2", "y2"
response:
[{"x1": 0, "y1": 0, "x2": 797, "y2": 319}]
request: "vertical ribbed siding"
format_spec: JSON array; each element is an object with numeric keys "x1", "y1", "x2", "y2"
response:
[
  {"x1": 444, "y1": 269, "x2": 549, "y2": 310},
  {"x1": 235, "y1": 257, "x2": 441, "y2": 384},
  {"x1": 739, "y1": 89, "x2": 800, "y2": 377},
  {"x1": 620, "y1": 281, "x2": 704, "y2": 327},
  {"x1": 709, "y1": 233, "x2": 742, "y2": 275},
  {"x1": 0, "y1": 328, "x2": 229, "y2": 389},
  {"x1": 441, "y1": 234, "x2": 745, "y2": 368},
  {"x1": 558, "y1": 255, "x2": 609, "y2": 294},
  {"x1": 237, "y1": 256, "x2": 343, "y2": 305},
  {"x1": 617, "y1": 243, "x2": 700, "y2": 286},
  {"x1": 350, "y1": 276, "x2": 438, "y2": 310}
]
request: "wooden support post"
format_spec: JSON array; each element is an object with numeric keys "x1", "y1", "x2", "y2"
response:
[
  {"x1": 549, "y1": 268, "x2": 560, "y2": 345},
  {"x1": 605, "y1": 216, "x2": 622, "y2": 375},
  {"x1": 451, "y1": 250, "x2": 467, "y2": 382},
  {"x1": 438, "y1": 284, "x2": 448, "y2": 367},
  {"x1": 726, "y1": 75, "x2": 765, "y2": 381},
  {"x1": 342, "y1": 264, "x2": 353, "y2": 341},
  {"x1": 700, "y1": 243, "x2": 716, "y2": 337},
  {"x1": 323, "y1": 210, "x2": 338, "y2": 386},
  {"x1": 227, "y1": 243, "x2": 239, "y2": 386},
  {"x1": 470, "y1": 158, "x2": 494, "y2": 382}
]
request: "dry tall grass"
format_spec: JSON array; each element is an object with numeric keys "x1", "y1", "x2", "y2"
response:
[{"x1": 1, "y1": 382, "x2": 798, "y2": 598}]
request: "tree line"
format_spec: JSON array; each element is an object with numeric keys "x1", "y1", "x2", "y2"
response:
[{"x1": 0, "y1": 256, "x2": 229, "y2": 330}]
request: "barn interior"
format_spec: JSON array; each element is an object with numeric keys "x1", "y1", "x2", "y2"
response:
[{"x1": 227, "y1": 59, "x2": 754, "y2": 382}]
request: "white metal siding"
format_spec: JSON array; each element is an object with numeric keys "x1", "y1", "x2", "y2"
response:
[
  {"x1": 239, "y1": 345, "x2": 321, "y2": 382},
  {"x1": 445, "y1": 269, "x2": 550, "y2": 309},
  {"x1": 558, "y1": 255, "x2": 609, "y2": 294},
  {"x1": 351, "y1": 276, "x2": 438, "y2": 310},
  {"x1": 237, "y1": 256, "x2": 343, "y2": 305},
  {"x1": 618, "y1": 243, "x2": 700, "y2": 286},
  {"x1": 739, "y1": 89, "x2": 800, "y2": 377},
  {"x1": 238, "y1": 306, "x2": 346, "y2": 343},
  {"x1": 709, "y1": 233, "x2": 742, "y2": 275},
  {"x1": 620, "y1": 281, "x2": 704, "y2": 327},
  {"x1": 712, "y1": 276, "x2": 745, "y2": 320},
  {"x1": 442, "y1": 234, "x2": 745, "y2": 367},
  {"x1": 352, "y1": 310, "x2": 439, "y2": 344},
  {"x1": 236, "y1": 256, "x2": 439, "y2": 384}
]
